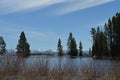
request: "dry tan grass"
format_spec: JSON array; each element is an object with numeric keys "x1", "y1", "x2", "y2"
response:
[{"x1": 0, "y1": 55, "x2": 120, "y2": 80}]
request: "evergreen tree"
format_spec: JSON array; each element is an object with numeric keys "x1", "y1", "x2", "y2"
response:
[
  {"x1": 91, "y1": 27, "x2": 109, "y2": 58},
  {"x1": 95, "y1": 27, "x2": 101, "y2": 57},
  {"x1": 79, "y1": 41, "x2": 83, "y2": 56},
  {"x1": 57, "y1": 38, "x2": 63, "y2": 56},
  {"x1": 112, "y1": 13, "x2": 120, "y2": 57},
  {"x1": 67, "y1": 32, "x2": 73, "y2": 55},
  {"x1": 102, "y1": 31, "x2": 109, "y2": 57},
  {"x1": 104, "y1": 19, "x2": 113, "y2": 57},
  {"x1": 111, "y1": 16, "x2": 117, "y2": 56},
  {"x1": 90, "y1": 28, "x2": 96, "y2": 56},
  {"x1": 70, "y1": 38, "x2": 78, "y2": 56},
  {"x1": 99, "y1": 31, "x2": 109, "y2": 57},
  {"x1": 67, "y1": 33, "x2": 78, "y2": 57},
  {"x1": 0, "y1": 36, "x2": 6, "y2": 54},
  {"x1": 91, "y1": 12, "x2": 120, "y2": 58},
  {"x1": 16, "y1": 31, "x2": 30, "y2": 57}
]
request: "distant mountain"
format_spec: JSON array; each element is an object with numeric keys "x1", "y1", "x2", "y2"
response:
[
  {"x1": 5, "y1": 49, "x2": 90, "y2": 56},
  {"x1": 31, "y1": 49, "x2": 58, "y2": 55},
  {"x1": 31, "y1": 49, "x2": 90, "y2": 55}
]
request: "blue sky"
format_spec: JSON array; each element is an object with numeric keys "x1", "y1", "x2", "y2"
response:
[{"x1": 0, "y1": 0, "x2": 120, "y2": 51}]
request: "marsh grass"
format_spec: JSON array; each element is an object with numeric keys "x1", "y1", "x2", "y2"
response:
[
  {"x1": 0, "y1": 55, "x2": 120, "y2": 80},
  {"x1": 0, "y1": 56, "x2": 24, "y2": 80}
]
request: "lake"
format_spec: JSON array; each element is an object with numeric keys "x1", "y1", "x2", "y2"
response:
[{"x1": 25, "y1": 55, "x2": 120, "y2": 73}]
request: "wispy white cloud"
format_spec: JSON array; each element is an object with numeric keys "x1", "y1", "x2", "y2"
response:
[
  {"x1": 0, "y1": 0, "x2": 66, "y2": 14},
  {"x1": 57, "y1": 0, "x2": 115, "y2": 15},
  {"x1": 0, "y1": 0, "x2": 115, "y2": 15}
]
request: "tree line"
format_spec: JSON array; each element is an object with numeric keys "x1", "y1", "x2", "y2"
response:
[
  {"x1": 91, "y1": 12, "x2": 120, "y2": 58},
  {"x1": 0, "y1": 12, "x2": 120, "y2": 58},
  {"x1": 57, "y1": 32, "x2": 83, "y2": 57},
  {"x1": 0, "y1": 31, "x2": 83, "y2": 57},
  {"x1": 0, "y1": 31, "x2": 30, "y2": 57}
]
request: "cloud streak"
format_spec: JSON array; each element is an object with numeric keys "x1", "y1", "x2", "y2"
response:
[
  {"x1": 0, "y1": 0, "x2": 66, "y2": 14},
  {"x1": 0, "y1": 0, "x2": 115, "y2": 15},
  {"x1": 57, "y1": 0, "x2": 115, "y2": 15}
]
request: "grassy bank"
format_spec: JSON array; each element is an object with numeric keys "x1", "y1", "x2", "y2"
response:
[{"x1": 0, "y1": 55, "x2": 120, "y2": 80}]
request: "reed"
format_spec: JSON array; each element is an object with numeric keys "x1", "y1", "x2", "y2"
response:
[{"x1": 0, "y1": 55, "x2": 120, "y2": 80}]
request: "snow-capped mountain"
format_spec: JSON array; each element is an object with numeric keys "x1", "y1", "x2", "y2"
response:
[
  {"x1": 31, "y1": 49, "x2": 58, "y2": 55},
  {"x1": 5, "y1": 49, "x2": 90, "y2": 56}
]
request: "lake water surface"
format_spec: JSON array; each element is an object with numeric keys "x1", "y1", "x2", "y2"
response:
[{"x1": 25, "y1": 56, "x2": 120, "y2": 73}]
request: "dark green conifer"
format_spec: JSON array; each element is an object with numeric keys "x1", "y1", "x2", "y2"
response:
[
  {"x1": 0, "y1": 36, "x2": 6, "y2": 54},
  {"x1": 79, "y1": 41, "x2": 83, "y2": 56},
  {"x1": 57, "y1": 38, "x2": 63, "y2": 56},
  {"x1": 67, "y1": 33, "x2": 78, "y2": 57},
  {"x1": 16, "y1": 31, "x2": 30, "y2": 57}
]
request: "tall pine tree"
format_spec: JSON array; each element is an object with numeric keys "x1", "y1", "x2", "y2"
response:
[
  {"x1": 70, "y1": 38, "x2": 78, "y2": 56},
  {"x1": 67, "y1": 32, "x2": 73, "y2": 55},
  {"x1": 57, "y1": 38, "x2": 63, "y2": 56},
  {"x1": 79, "y1": 41, "x2": 83, "y2": 56},
  {"x1": 90, "y1": 28, "x2": 96, "y2": 56},
  {"x1": 67, "y1": 33, "x2": 78, "y2": 57},
  {"x1": 0, "y1": 36, "x2": 6, "y2": 55},
  {"x1": 104, "y1": 19, "x2": 113, "y2": 57},
  {"x1": 91, "y1": 12, "x2": 120, "y2": 58},
  {"x1": 91, "y1": 27, "x2": 109, "y2": 58},
  {"x1": 16, "y1": 31, "x2": 30, "y2": 57}
]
